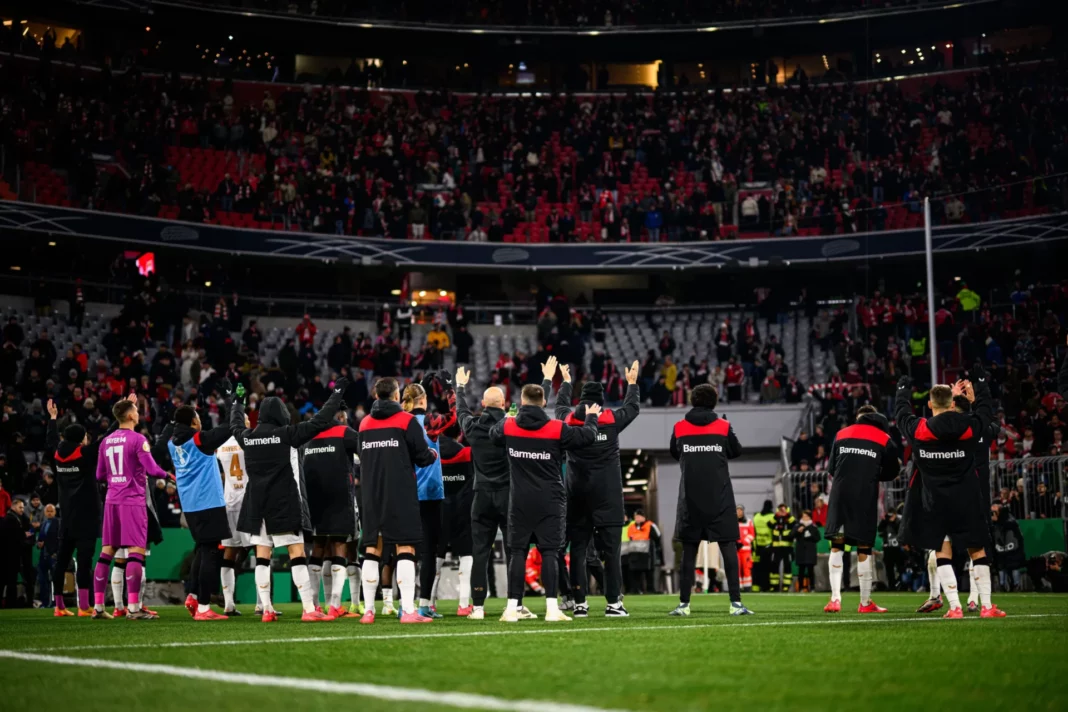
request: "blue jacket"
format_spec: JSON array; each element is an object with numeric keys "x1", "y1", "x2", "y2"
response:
[
  {"x1": 167, "y1": 428, "x2": 227, "y2": 513},
  {"x1": 414, "y1": 412, "x2": 444, "y2": 501}
]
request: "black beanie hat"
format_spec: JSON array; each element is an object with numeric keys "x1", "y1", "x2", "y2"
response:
[
  {"x1": 580, "y1": 381, "x2": 604, "y2": 405},
  {"x1": 63, "y1": 424, "x2": 87, "y2": 444}
]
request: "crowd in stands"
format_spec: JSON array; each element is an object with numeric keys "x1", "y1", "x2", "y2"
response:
[
  {"x1": 786, "y1": 277, "x2": 1068, "y2": 525},
  {"x1": 178, "y1": 0, "x2": 983, "y2": 26},
  {"x1": 4, "y1": 55, "x2": 1066, "y2": 243}
]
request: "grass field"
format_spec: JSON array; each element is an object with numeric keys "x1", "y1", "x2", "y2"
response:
[{"x1": 2, "y1": 593, "x2": 1067, "y2": 711}]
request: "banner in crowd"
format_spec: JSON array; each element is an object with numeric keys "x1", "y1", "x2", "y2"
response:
[{"x1": 3, "y1": 200, "x2": 1067, "y2": 270}]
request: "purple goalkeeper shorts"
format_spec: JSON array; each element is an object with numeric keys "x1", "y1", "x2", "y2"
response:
[{"x1": 101, "y1": 502, "x2": 148, "y2": 550}]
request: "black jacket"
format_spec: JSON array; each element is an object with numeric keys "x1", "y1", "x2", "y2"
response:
[
  {"x1": 489, "y1": 404, "x2": 599, "y2": 526},
  {"x1": 794, "y1": 522, "x2": 821, "y2": 567},
  {"x1": 554, "y1": 381, "x2": 640, "y2": 527},
  {"x1": 46, "y1": 420, "x2": 104, "y2": 540},
  {"x1": 356, "y1": 398, "x2": 438, "y2": 545},
  {"x1": 455, "y1": 385, "x2": 510, "y2": 491},
  {"x1": 439, "y1": 436, "x2": 473, "y2": 499},
  {"x1": 824, "y1": 411, "x2": 900, "y2": 545},
  {"x1": 895, "y1": 370, "x2": 994, "y2": 549},
  {"x1": 992, "y1": 511, "x2": 1026, "y2": 570},
  {"x1": 154, "y1": 410, "x2": 234, "y2": 469},
  {"x1": 669, "y1": 406, "x2": 742, "y2": 543},
  {"x1": 300, "y1": 422, "x2": 361, "y2": 536},
  {"x1": 230, "y1": 389, "x2": 345, "y2": 535}
]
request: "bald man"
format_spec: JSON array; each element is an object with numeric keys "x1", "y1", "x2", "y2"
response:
[{"x1": 456, "y1": 367, "x2": 530, "y2": 620}]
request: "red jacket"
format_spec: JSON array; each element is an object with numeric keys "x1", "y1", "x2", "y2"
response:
[{"x1": 737, "y1": 518, "x2": 755, "y2": 551}]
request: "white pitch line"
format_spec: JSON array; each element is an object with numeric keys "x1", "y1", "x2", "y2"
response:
[
  {"x1": 21, "y1": 613, "x2": 1068, "y2": 654},
  {"x1": 0, "y1": 649, "x2": 626, "y2": 712}
]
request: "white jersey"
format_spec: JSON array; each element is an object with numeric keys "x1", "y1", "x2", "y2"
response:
[{"x1": 216, "y1": 436, "x2": 248, "y2": 509}]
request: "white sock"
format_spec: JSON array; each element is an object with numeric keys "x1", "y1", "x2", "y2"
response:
[
  {"x1": 858, "y1": 556, "x2": 873, "y2": 606},
  {"x1": 383, "y1": 587, "x2": 394, "y2": 608},
  {"x1": 545, "y1": 597, "x2": 559, "y2": 615},
  {"x1": 928, "y1": 551, "x2": 941, "y2": 598},
  {"x1": 458, "y1": 555, "x2": 473, "y2": 608},
  {"x1": 429, "y1": 557, "x2": 445, "y2": 606},
  {"x1": 291, "y1": 564, "x2": 315, "y2": 613},
  {"x1": 330, "y1": 561, "x2": 347, "y2": 609},
  {"x1": 197, "y1": 603, "x2": 210, "y2": 614},
  {"x1": 308, "y1": 562, "x2": 322, "y2": 609},
  {"x1": 828, "y1": 550, "x2": 844, "y2": 602},
  {"x1": 221, "y1": 566, "x2": 236, "y2": 611},
  {"x1": 937, "y1": 564, "x2": 961, "y2": 609},
  {"x1": 347, "y1": 564, "x2": 361, "y2": 606},
  {"x1": 111, "y1": 565, "x2": 125, "y2": 607},
  {"x1": 973, "y1": 563, "x2": 992, "y2": 608},
  {"x1": 967, "y1": 559, "x2": 979, "y2": 606},
  {"x1": 419, "y1": 597, "x2": 431, "y2": 608},
  {"x1": 362, "y1": 560, "x2": 380, "y2": 614},
  {"x1": 397, "y1": 558, "x2": 417, "y2": 614},
  {"x1": 255, "y1": 564, "x2": 273, "y2": 611},
  {"x1": 506, "y1": 598, "x2": 519, "y2": 613}
]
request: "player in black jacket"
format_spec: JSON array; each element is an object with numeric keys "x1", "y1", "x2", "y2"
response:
[
  {"x1": 45, "y1": 399, "x2": 104, "y2": 616},
  {"x1": 490, "y1": 373, "x2": 601, "y2": 623},
  {"x1": 436, "y1": 435, "x2": 474, "y2": 615},
  {"x1": 554, "y1": 360, "x2": 640, "y2": 618},
  {"x1": 822, "y1": 405, "x2": 900, "y2": 614},
  {"x1": 301, "y1": 409, "x2": 361, "y2": 619},
  {"x1": 668, "y1": 384, "x2": 753, "y2": 617},
  {"x1": 229, "y1": 377, "x2": 348, "y2": 622},
  {"x1": 455, "y1": 363, "x2": 536, "y2": 621},
  {"x1": 895, "y1": 366, "x2": 1005, "y2": 619},
  {"x1": 356, "y1": 377, "x2": 438, "y2": 624}
]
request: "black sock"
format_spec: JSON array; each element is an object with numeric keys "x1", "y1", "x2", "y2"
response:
[
  {"x1": 719, "y1": 540, "x2": 742, "y2": 603},
  {"x1": 680, "y1": 542, "x2": 699, "y2": 605}
]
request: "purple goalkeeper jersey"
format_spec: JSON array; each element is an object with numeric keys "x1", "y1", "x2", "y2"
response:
[{"x1": 95, "y1": 429, "x2": 168, "y2": 505}]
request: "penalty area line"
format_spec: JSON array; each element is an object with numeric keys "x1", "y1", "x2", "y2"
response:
[
  {"x1": 19, "y1": 613, "x2": 1068, "y2": 654},
  {"x1": 0, "y1": 649, "x2": 626, "y2": 712}
]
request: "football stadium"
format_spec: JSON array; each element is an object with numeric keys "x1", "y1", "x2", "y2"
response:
[{"x1": 1, "y1": 0, "x2": 1067, "y2": 710}]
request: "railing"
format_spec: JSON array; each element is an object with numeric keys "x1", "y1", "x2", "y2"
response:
[{"x1": 782, "y1": 455, "x2": 1068, "y2": 522}]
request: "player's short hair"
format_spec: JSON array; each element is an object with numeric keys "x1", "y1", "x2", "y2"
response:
[
  {"x1": 520, "y1": 384, "x2": 545, "y2": 406},
  {"x1": 174, "y1": 406, "x2": 198, "y2": 426},
  {"x1": 856, "y1": 404, "x2": 877, "y2": 419},
  {"x1": 62, "y1": 424, "x2": 86, "y2": 444},
  {"x1": 112, "y1": 399, "x2": 137, "y2": 423},
  {"x1": 373, "y1": 377, "x2": 399, "y2": 401},
  {"x1": 930, "y1": 384, "x2": 953, "y2": 410},
  {"x1": 690, "y1": 383, "x2": 718, "y2": 409},
  {"x1": 401, "y1": 383, "x2": 425, "y2": 413}
]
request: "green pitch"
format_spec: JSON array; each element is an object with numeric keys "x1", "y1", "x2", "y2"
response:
[{"x1": 2, "y1": 593, "x2": 1067, "y2": 711}]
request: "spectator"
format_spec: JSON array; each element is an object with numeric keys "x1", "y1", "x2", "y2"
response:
[
  {"x1": 295, "y1": 314, "x2": 317, "y2": 347},
  {"x1": 35, "y1": 503, "x2": 59, "y2": 607},
  {"x1": 794, "y1": 511, "x2": 821, "y2": 592},
  {"x1": 660, "y1": 355, "x2": 678, "y2": 392},
  {"x1": 725, "y1": 357, "x2": 745, "y2": 403},
  {"x1": 426, "y1": 324, "x2": 451, "y2": 353},
  {"x1": 454, "y1": 325, "x2": 474, "y2": 364},
  {"x1": 242, "y1": 320, "x2": 263, "y2": 354},
  {"x1": 658, "y1": 330, "x2": 676, "y2": 358},
  {"x1": 760, "y1": 369, "x2": 782, "y2": 403},
  {"x1": 990, "y1": 504, "x2": 1025, "y2": 591}
]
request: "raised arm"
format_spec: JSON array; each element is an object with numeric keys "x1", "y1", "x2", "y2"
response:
[
  {"x1": 968, "y1": 363, "x2": 995, "y2": 436},
  {"x1": 613, "y1": 361, "x2": 642, "y2": 432},
  {"x1": 894, "y1": 376, "x2": 920, "y2": 441},
  {"x1": 229, "y1": 397, "x2": 251, "y2": 441},
  {"x1": 454, "y1": 368, "x2": 477, "y2": 437},
  {"x1": 45, "y1": 400, "x2": 59, "y2": 454},
  {"x1": 286, "y1": 378, "x2": 349, "y2": 447},
  {"x1": 424, "y1": 385, "x2": 457, "y2": 441},
  {"x1": 554, "y1": 378, "x2": 574, "y2": 422},
  {"x1": 559, "y1": 406, "x2": 601, "y2": 451}
]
